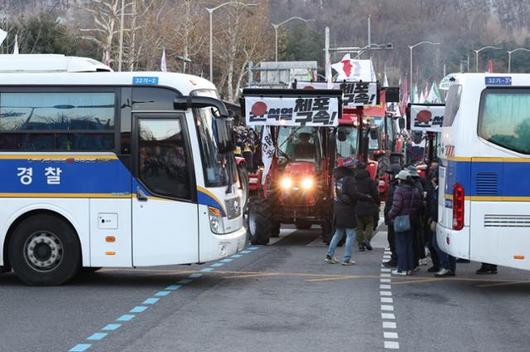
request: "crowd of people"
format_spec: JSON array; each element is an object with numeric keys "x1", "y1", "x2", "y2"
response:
[{"x1": 324, "y1": 158, "x2": 499, "y2": 276}]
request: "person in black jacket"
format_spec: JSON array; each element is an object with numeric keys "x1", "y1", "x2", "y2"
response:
[
  {"x1": 383, "y1": 163, "x2": 401, "y2": 267},
  {"x1": 325, "y1": 164, "x2": 372, "y2": 265},
  {"x1": 354, "y1": 162, "x2": 380, "y2": 251}
]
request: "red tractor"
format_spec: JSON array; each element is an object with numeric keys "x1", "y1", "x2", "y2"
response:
[{"x1": 242, "y1": 88, "x2": 342, "y2": 245}]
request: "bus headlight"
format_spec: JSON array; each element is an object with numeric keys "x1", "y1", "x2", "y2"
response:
[
  {"x1": 208, "y1": 206, "x2": 224, "y2": 234},
  {"x1": 301, "y1": 177, "x2": 314, "y2": 190},
  {"x1": 280, "y1": 176, "x2": 293, "y2": 190}
]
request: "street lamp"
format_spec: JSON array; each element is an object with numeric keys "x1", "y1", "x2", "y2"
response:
[
  {"x1": 271, "y1": 16, "x2": 314, "y2": 62},
  {"x1": 508, "y1": 48, "x2": 530, "y2": 73},
  {"x1": 408, "y1": 41, "x2": 440, "y2": 103},
  {"x1": 206, "y1": 1, "x2": 256, "y2": 82},
  {"x1": 473, "y1": 45, "x2": 501, "y2": 72}
]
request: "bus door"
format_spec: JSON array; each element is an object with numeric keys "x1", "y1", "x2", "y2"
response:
[{"x1": 131, "y1": 113, "x2": 199, "y2": 266}]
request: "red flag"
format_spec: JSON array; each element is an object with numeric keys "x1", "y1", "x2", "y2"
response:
[{"x1": 487, "y1": 59, "x2": 494, "y2": 73}]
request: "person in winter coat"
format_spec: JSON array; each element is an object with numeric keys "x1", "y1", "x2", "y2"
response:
[
  {"x1": 383, "y1": 163, "x2": 402, "y2": 267},
  {"x1": 325, "y1": 164, "x2": 372, "y2": 265},
  {"x1": 354, "y1": 162, "x2": 380, "y2": 251},
  {"x1": 407, "y1": 165, "x2": 427, "y2": 268},
  {"x1": 388, "y1": 170, "x2": 423, "y2": 275}
]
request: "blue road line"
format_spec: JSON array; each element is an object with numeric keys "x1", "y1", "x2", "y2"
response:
[
  {"x1": 165, "y1": 285, "x2": 182, "y2": 291},
  {"x1": 130, "y1": 306, "x2": 148, "y2": 313},
  {"x1": 116, "y1": 314, "x2": 135, "y2": 322},
  {"x1": 87, "y1": 333, "x2": 107, "y2": 341},
  {"x1": 102, "y1": 323, "x2": 121, "y2": 331},
  {"x1": 68, "y1": 247, "x2": 259, "y2": 351},
  {"x1": 143, "y1": 298, "x2": 160, "y2": 305},
  {"x1": 69, "y1": 344, "x2": 91, "y2": 352}
]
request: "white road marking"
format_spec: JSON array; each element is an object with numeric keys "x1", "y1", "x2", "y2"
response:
[
  {"x1": 381, "y1": 305, "x2": 394, "y2": 311},
  {"x1": 382, "y1": 313, "x2": 396, "y2": 320},
  {"x1": 384, "y1": 332, "x2": 399, "y2": 339},
  {"x1": 384, "y1": 341, "x2": 400, "y2": 349},
  {"x1": 383, "y1": 321, "x2": 397, "y2": 329},
  {"x1": 378, "y1": 235, "x2": 401, "y2": 351}
]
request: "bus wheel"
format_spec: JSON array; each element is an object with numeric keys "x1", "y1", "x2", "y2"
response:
[
  {"x1": 8, "y1": 214, "x2": 81, "y2": 286},
  {"x1": 247, "y1": 197, "x2": 272, "y2": 245}
]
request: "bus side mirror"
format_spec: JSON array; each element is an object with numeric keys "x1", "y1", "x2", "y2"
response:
[{"x1": 398, "y1": 117, "x2": 405, "y2": 130}]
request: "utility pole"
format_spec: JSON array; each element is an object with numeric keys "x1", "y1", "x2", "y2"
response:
[{"x1": 118, "y1": 0, "x2": 125, "y2": 71}]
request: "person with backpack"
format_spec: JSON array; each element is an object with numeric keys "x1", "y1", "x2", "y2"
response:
[
  {"x1": 354, "y1": 162, "x2": 380, "y2": 251},
  {"x1": 387, "y1": 170, "x2": 423, "y2": 275},
  {"x1": 325, "y1": 163, "x2": 372, "y2": 265}
]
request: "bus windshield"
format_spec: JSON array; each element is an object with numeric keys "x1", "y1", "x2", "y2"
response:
[{"x1": 337, "y1": 126, "x2": 357, "y2": 158}]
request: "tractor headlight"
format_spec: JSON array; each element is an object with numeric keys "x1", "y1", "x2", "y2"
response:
[
  {"x1": 208, "y1": 206, "x2": 224, "y2": 234},
  {"x1": 280, "y1": 176, "x2": 293, "y2": 190},
  {"x1": 301, "y1": 177, "x2": 315, "y2": 190}
]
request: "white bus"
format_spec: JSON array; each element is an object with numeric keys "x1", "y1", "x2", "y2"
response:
[
  {"x1": 438, "y1": 73, "x2": 530, "y2": 271},
  {"x1": 0, "y1": 55, "x2": 247, "y2": 285}
]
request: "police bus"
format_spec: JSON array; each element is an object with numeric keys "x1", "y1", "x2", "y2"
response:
[
  {"x1": 0, "y1": 55, "x2": 247, "y2": 285},
  {"x1": 438, "y1": 73, "x2": 530, "y2": 271}
]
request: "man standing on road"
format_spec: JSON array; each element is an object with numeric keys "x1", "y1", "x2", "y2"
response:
[
  {"x1": 383, "y1": 164, "x2": 401, "y2": 267},
  {"x1": 354, "y1": 162, "x2": 380, "y2": 251},
  {"x1": 325, "y1": 162, "x2": 372, "y2": 266}
]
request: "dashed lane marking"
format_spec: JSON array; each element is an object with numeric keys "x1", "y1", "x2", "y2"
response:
[
  {"x1": 67, "y1": 246, "x2": 261, "y2": 351},
  {"x1": 381, "y1": 247, "x2": 399, "y2": 350}
]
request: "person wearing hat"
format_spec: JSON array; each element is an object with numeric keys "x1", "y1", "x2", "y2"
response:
[
  {"x1": 383, "y1": 163, "x2": 402, "y2": 267},
  {"x1": 325, "y1": 163, "x2": 372, "y2": 265},
  {"x1": 387, "y1": 169, "x2": 422, "y2": 275},
  {"x1": 293, "y1": 132, "x2": 316, "y2": 160}
]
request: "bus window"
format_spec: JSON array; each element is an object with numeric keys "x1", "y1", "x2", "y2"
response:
[
  {"x1": 138, "y1": 118, "x2": 192, "y2": 200},
  {"x1": 132, "y1": 87, "x2": 179, "y2": 110},
  {"x1": 443, "y1": 85, "x2": 462, "y2": 127},
  {"x1": 0, "y1": 91, "x2": 115, "y2": 151},
  {"x1": 478, "y1": 89, "x2": 530, "y2": 154}
]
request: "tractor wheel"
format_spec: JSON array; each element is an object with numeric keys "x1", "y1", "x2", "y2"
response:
[
  {"x1": 270, "y1": 222, "x2": 281, "y2": 238},
  {"x1": 295, "y1": 221, "x2": 312, "y2": 230},
  {"x1": 247, "y1": 197, "x2": 273, "y2": 245}
]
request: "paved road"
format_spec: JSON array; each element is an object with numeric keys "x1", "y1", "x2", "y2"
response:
[{"x1": 1, "y1": 226, "x2": 530, "y2": 352}]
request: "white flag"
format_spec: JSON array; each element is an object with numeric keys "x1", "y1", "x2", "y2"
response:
[
  {"x1": 261, "y1": 126, "x2": 274, "y2": 185},
  {"x1": 13, "y1": 34, "x2": 19, "y2": 54},
  {"x1": 383, "y1": 70, "x2": 389, "y2": 87},
  {"x1": 0, "y1": 29, "x2": 6, "y2": 46},
  {"x1": 160, "y1": 47, "x2": 167, "y2": 72}
]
